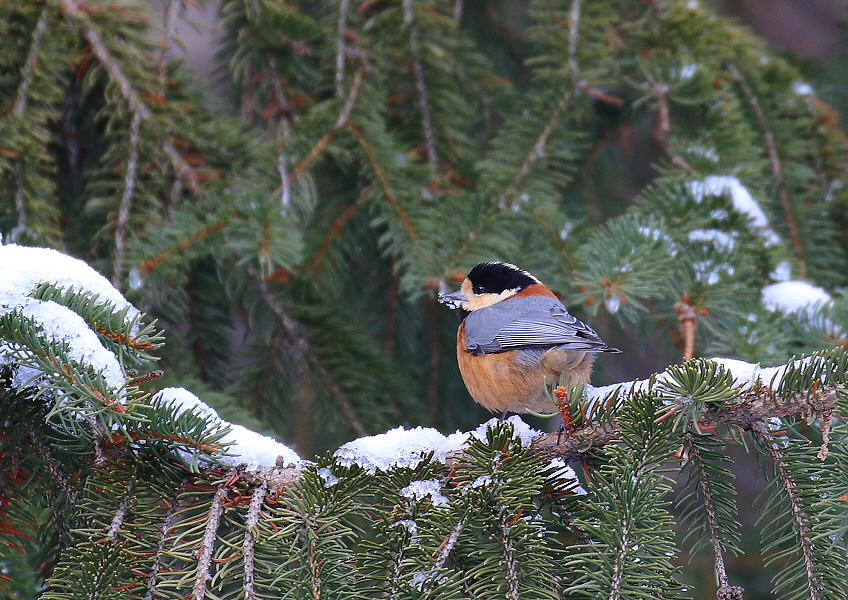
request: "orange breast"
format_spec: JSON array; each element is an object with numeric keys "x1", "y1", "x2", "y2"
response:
[{"x1": 456, "y1": 322, "x2": 595, "y2": 414}]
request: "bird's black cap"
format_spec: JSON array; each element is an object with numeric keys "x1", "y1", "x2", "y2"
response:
[{"x1": 466, "y1": 262, "x2": 538, "y2": 295}]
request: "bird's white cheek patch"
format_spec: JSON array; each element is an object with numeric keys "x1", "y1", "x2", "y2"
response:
[{"x1": 464, "y1": 287, "x2": 520, "y2": 311}]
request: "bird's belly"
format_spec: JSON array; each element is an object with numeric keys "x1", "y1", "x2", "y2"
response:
[{"x1": 457, "y1": 334, "x2": 595, "y2": 414}]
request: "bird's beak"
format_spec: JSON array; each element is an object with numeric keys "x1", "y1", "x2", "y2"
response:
[{"x1": 438, "y1": 289, "x2": 467, "y2": 310}]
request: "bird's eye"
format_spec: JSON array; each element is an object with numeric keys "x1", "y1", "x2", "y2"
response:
[{"x1": 472, "y1": 285, "x2": 485, "y2": 295}]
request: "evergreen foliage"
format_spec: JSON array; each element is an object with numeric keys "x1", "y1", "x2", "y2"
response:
[{"x1": 2, "y1": 0, "x2": 848, "y2": 598}]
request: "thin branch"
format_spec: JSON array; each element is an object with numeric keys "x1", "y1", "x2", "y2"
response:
[
  {"x1": 650, "y1": 84, "x2": 693, "y2": 174},
  {"x1": 106, "y1": 479, "x2": 134, "y2": 545},
  {"x1": 675, "y1": 299, "x2": 697, "y2": 361},
  {"x1": 499, "y1": 508, "x2": 520, "y2": 600},
  {"x1": 683, "y1": 434, "x2": 731, "y2": 590},
  {"x1": 112, "y1": 111, "x2": 142, "y2": 287},
  {"x1": 453, "y1": 0, "x2": 463, "y2": 22},
  {"x1": 335, "y1": 0, "x2": 350, "y2": 97},
  {"x1": 289, "y1": 68, "x2": 364, "y2": 183},
  {"x1": 308, "y1": 193, "x2": 365, "y2": 277},
  {"x1": 567, "y1": 0, "x2": 581, "y2": 85},
  {"x1": 14, "y1": 162, "x2": 26, "y2": 233},
  {"x1": 346, "y1": 122, "x2": 418, "y2": 242},
  {"x1": 726, "y1": 62, "x2": 806, "y2": 277},
  {"x1": 145, "y1": 483, "x2": 182, "y2": 600},
  {"x1": 403, "y1": 0, "x2": 438, "y2": 168},
  {"x1": 748, "y1": 422, "x2": 821, "y2": 600},
  {"x1": 61, "y1": 0, "x2": 152, "y2": 120},
  {"x1": 193, "y1": 475, "x2": 232, "y2": 600},
  {"x1": 499, "y1": 92, "x2": 571, "y2": 205},
  {"x1": 248, "y1": 266, "x2": 368, "y2": 437},
  {"x1": 267, "y1": 57, "x2": 293, "y2": 209},
  {"x1": 11, "y1": 4, "x2": 50, "y2": 120},
  {"x1": 243, "y1": 481, "x2": 267, "y2": 600}
]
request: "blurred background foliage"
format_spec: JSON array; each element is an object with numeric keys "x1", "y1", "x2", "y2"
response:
[{"x1": 2, "y1": 1, "x2": 848, "y2": 596}]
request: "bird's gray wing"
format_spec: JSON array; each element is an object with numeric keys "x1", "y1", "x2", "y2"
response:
[{"x1": 464, "y1": 297, "x2": 616, "y2": 354}]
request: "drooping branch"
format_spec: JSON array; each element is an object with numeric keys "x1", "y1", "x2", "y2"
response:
[
  {"x1": 248, "y1": 266, "x2": 368, "y2": 437},
  {"x1": 499, "y1": 93, "x2": 571, "y2": 205},
  {"x1": 11, "y1": 4, "x2": 51, "y2": 120},
  {"x1": 748, "y1": 422, "x2": 821, "y2": 600},
  {"x1": 112, "y1": 111, "x2": 142, "y2": 287},
  {"x1": 726, "y1": 62, "x2": 806, "y2": 277},
  {"x1": 289, "y1": 67, "x2": 365, "y2": 183},
  {"x1": 403, "y1": 0, "x2": 438, "y2": 169}
]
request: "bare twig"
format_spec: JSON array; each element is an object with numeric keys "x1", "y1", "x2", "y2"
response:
[
  {"x1": 403, "y1": 0, "x2": 438, "y2": 168},
  {"x1": 145, "y1": 483, "x2": 183, "y2": 600},
  {"x1": 453, "y1": 0, "x2": 464, "y2": 23},
  {"x1": 268, "y1": 57, "x2": 294, "y2": 209},
  {"x1": 726, "y1": 62, "x2": 806, "y2": 277},
  {"x1": 335, "y1": 0, "x2": 350, "y2": 97},
  {"x1": 567, "y1": 0, "x2": 582, "y2": 84},
  {"x1": 112, "y1": 111, "x2": 142, "y2": 287}
]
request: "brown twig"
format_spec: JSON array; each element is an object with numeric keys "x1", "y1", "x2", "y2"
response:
[
  {"x1": 346, "y1": 122, "x2": 418, "y2": 242},
  {"x1": 651, "y1": 84, "x2": 693, "y2": 174},
  {"x1": 674, "y1": 298, "x2": 697, "y2": 361},
  {"x1": 308, "y1": 194, "x2": 365, "y2": 278},
  {"x1": 726, "y1": 62, "x2": 806, "y2": 277}
]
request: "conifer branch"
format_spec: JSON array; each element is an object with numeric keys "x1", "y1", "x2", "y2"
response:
[
  {"x1": 193, "y1": 476, "x2": 231, "y2": 600},
  {"x1": 242, "y1": 480, "x2": 267, "y2": 600},
  {"x1": 249, "y1": 266, "x2": 368, "y2": 437},
  {"x1": 651, "y1": 85, "x2": 693, "y2": 174},
  {"x1": 290, "y1": 68, "x2": 364, "y2": 183},
  {"x1": 335, "y1": 0, "x2": 350, "y2": 98},
  {"x1": 61, "y1": 0, "x2": 152, "y2": 121},
  {"x1": 453, "y1": 0, "x2": 463, "y2": 23},
  {"x1": 498, "y1": 508, "x2": 520, "y2": 600},
  {"x1": 144, "y1": 482, "x2": 182, "y2": 600},
  {"x1": 11, "y1": 3, "x2": 50, "y2": 120},
  {"x1": 346, "y1": 123, "x2": 418, "y2": 241},
  {"x1": 683, "y1": 434, "x2": 731, "y2": 591},
  {"x1": 112, "y1": 111, "x2": 142, "y2": 287},
  {"x1": 14, "y1": 162, "x2": 26, "y2": 232},
  {"x1": 567, "y1": 0, "x2": 581, "y2": 86},
  {"x1": 499, "y1": 93, "x2": 571, "y2": 205},
  {"x1": 308, "y1": 194, "x2": 365, "y2": 277},
  {"x1": 29, "y1": 427, "x2": 75, "y2": 503},
  {"x1": 725, "y1": 62, "x2": 806, "y2": 277},
  {"x1": 106, "y1": 479, "x2": 133, "y2": 544},
  {"x1": 403, "y1": 0, "x2": 438, "y2": 169},
  {"x1": 748, "y1": 422, "x2": 821, "y2": 600},
  {"x1": 139, "y1": 219, "x2": 229, "y2": 275}
]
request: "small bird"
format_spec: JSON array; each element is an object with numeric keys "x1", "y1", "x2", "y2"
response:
[{"x1": 438, "y1": 261, "x2": 619, "y2": 415}]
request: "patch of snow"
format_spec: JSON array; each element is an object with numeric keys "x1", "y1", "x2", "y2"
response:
[
  {"x1": 546, "y1": 457, "x2": 586, "y2": 494},
  {"x1": 153, "y1": 387, "x2": 301, "y2": 469},
  {"x1": 762, "y1": 281, "x2": 832, "y2": 315},
  {"x1": 469, "y1": 416, "x2": 541, "y2": 447},
  {"x1": 687, "y1": 176, "x2": 781, "y2": 246},
  {"x1": 792, "y1": 82, "x2": 814, "y2": 96},
  {"x1": 687, "y1": 229, "x2": 736, "y2": 251},
  {"x1": 401, "y1": 479, "x2": 450, "y2": 507},
  {"x1": 335, "y1": 426, "x2": 468, "y2": 473},
  {"x1": 770, "y1": 261, "x2": 792, "y2": 282},
  {"x1": 317, "y1": 467, "x2": 339, "y2": 487}
]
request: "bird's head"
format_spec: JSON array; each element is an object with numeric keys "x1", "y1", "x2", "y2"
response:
[{"x1": 438, "y1": 262, "x2": 540, "y2": 313}]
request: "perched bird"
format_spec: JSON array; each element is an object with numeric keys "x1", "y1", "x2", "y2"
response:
[{"x1": 438, "y1": 261, "x2": 619, "y2": 415}]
